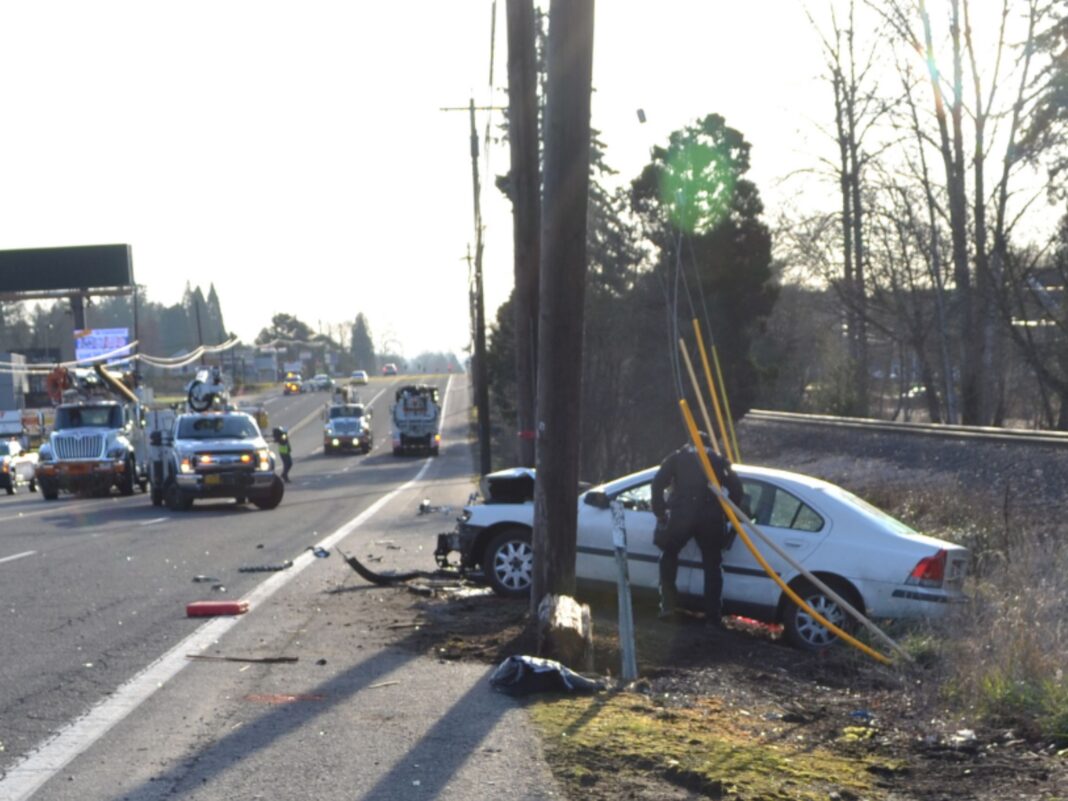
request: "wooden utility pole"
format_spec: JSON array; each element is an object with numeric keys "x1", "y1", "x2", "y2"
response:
[
  {"x1": 531, "y1": 0, "x2": 594, "y2": 608},
  {"x1": 506, "y1": 0, "x2": 540, "y2": 467},
  {"x1": 468, "y1": 98, "x2": 492, "y2": 476},
  {"x1": 441, "y1": 96, "x2": 504, "y2": 477}
]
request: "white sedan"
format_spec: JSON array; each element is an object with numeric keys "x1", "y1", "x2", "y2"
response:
[{"x1": 435, "y1": 465, "x2": 970, "y2": 650}]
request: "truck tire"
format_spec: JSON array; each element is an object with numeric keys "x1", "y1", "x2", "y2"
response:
[
  {"x1": 164, "y1": 481, "x2": 193, "y2": 511},
  {"x1": 40, "y1": 479, "x2": 59, "y2": 501},
  {"x1": 252, "y1": 476, "x2": 285, "y2": 510},
  {"x1": 5, "y1": 481, "x2": 15, "y2": 496},
  {"x1": 29, "y1": 477, "x2": 37, "y2": 492},
  {"x1": 119, "y1": 459, "x2": 136, "y2": 496},
  {"x1": 430, "y1": 446, "x2": 439, "y2": 456},
  {"x1": 150, "y1": 482, "x2": 163, "y2": 507}
]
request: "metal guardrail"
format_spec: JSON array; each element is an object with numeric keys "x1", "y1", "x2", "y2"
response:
[{"x1": 744, "y1": 409, "x2": 1068, "y2": 447}]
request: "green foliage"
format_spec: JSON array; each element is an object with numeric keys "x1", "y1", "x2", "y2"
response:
[{"x1": 255, "y1": 313, "x2": 314, "y2": 345}]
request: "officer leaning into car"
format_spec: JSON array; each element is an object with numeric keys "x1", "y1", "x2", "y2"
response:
[
  {"x1": 651, "y1": 431, "x2": 744, "y2": 629},
  {"x1": 273, "y1": 427, "x2": 293, "y2": 483}
]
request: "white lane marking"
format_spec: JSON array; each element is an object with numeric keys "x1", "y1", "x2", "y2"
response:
[
  {"x1": 262, "y1": 397, "x2": 280, "y2": 406},
  {"x1": 139, "y1": 517, "x2": 167, "y2": 526},
  {"x1": 0, "y1": 376, "x2": 454, "y2": 801},
  {"x1": 0, "y1": 550, "x2": 35, "y2": 566}
]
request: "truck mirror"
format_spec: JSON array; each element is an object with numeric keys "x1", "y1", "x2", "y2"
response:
[{"x1": 583, "y1": 491, "x2": 610, "y2": 509}]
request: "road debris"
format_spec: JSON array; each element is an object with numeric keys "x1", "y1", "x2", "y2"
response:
[
  {"x1": 238, "y1": 561, "x2": 294, "y2": 573},
  {"x1": 192, "y1": 575, "x2": 221, "y2": 583},
  {"x1": 308, "y1": 546, "x2": 330, "y2": 558},
  {"x1": 489, "y1": 655, "x2": 604, "y2": 696},
  {"x1": 186, "y1": 600, "x2": 249, "y2": 617},
  {"x1": 418, "y1": 499, "x2": 452, "y2": 515},
  {"x1": 368, "y1": 680, "x2": 401, "y2": 689},
  {"x1": 187, "y1": 654, "x2": 298, "y2": 664}
]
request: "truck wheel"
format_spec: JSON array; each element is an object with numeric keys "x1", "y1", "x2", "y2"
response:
[
  {"x1": 150, "y1": 482, "x2": 163, "y2": 507},
  {"x1": 119, "y1": 459, "x2": 135, "y2": 496},
  {"x1": 29, "y1": 477, "x2": 37, "y2": 492},
  {"x1": 5, "y1": 482, "x2": 15, "y2": 496},
  {"x1": 40, "y1": 479, "x2": 59, "y2": 501},
  {"x1": 392, "y1": 446, "x2": 401, "y2": 456},
  {"x1": 164, "y1": 481, "x2": 192, "y2": 511},
  {"x1": 430, "y1": 447, "x2": 439, "y2": 457},
  {"x1": 252, "y1": 476, "x2": 285, "y2": 510}
]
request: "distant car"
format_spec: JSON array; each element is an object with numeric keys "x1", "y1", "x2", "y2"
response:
[
  {"x1": 381, "y1": 363, "x2": 398, "y2": 376},
  {"x1": 0, "y1": 440, "x2": 37, "y2": 494},
  {"x1": 307, "y1": 374, "x2": 334, "y2": 392},
  {"x1": 350, "y1": 370, "x2": 369, "y2": 385},
  {"x1": 283, "y1": 376, "x2": 303, "y2": 395},
  {"x1": 436, "y1": 464, "x2": 971, "y2": 651}
]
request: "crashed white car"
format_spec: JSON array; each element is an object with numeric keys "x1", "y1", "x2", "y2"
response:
[{"x1": 435, "y1": 465, "x2": 970, "y2": 650}]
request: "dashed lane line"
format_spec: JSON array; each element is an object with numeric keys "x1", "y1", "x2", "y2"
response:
[{"x1": 0, "y1": 550, "x2": 35, "y2": 566}]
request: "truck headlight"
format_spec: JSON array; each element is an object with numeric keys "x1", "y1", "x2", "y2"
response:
[
  {"x1": 179, "y1": 457, "x2": 194, "y2": 474},
  {"x1": 256, "y1": 448, "x2": 271, "y2": 471}
]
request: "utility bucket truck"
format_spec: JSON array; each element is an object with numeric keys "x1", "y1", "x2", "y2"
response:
[
  {"x1": 391, "y1": 384, "x2": 441, "y2": 456},
  {"x1": 147, "y1": 367, "x2": 285, "y2": 511},
  {"x1": 35, "y1": 366, "x2": 150, "y2": 500}
]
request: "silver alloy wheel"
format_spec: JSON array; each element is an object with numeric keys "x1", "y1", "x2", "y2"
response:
[
  {"x1": 486, "y1": 531, "x2": 533, "y2": 596},
  {"x1": 792, "y1": 592, "x2": 847, "y2": 648}
]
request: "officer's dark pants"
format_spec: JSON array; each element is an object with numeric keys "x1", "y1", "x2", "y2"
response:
[
  {"x1": 658, "y1": 510, "x2": 724, "y2": 622},
  {"x1": 281, "y1": 454, "x2": 292, "y2": 481}
]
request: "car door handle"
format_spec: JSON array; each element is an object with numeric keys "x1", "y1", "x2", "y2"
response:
[{"x1": 784, "y1": 539, "x2": 804, "y2": 548}]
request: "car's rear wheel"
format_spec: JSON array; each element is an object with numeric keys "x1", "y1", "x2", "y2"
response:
[
  {"x1": 782, "y1": 578, "x2": 858, "y2": 651},
  {"x1": 483, "y1": 527, "x2": 533, "y2": 598}
]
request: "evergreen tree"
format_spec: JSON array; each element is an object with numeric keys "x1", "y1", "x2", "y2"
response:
[{"x1": 350, "y1": 313, "x2": 376, "y2": 371}]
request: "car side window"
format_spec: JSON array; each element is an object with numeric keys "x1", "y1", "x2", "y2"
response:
[
  {"x1": 614, "y1": 482, "x2": 652, "y2": 512},
  {"x1": 742, "y1": 479, "x2": 824, "y2": 532}
]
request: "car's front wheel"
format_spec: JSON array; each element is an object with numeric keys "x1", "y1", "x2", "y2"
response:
[
  {"x1": 483, "y1": 528, "x2": 533, "y2": 598},
  {"x1": 782, "y1": 578, "x2": 858, "y2": 651}
]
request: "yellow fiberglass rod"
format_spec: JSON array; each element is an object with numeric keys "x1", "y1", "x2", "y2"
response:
[
  {"x1": 678, "y1": 338, "x2": 722, "y2": 456},
  {"x1": 691, "y1": 320, "x2": 734, "y2": 463},
  {"x1": 709, "y1": 344, "x2": 741, "y2": 461},
  {"x1": 678, "y1": 399, "x2": 893, "y2": 666}
]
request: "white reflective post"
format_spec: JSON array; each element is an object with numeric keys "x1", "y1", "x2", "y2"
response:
[{"x1": 609, "y1": 500, "x2": 638, "y2": 681}]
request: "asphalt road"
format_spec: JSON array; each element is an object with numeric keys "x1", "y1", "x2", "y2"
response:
[{"x1": 0, "y1": 375, "x2": 467, "y2": 789}]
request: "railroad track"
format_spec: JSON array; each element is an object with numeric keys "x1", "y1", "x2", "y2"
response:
[{"x1": 744, "y1": 409, "x2": 1068, "y2": 448}]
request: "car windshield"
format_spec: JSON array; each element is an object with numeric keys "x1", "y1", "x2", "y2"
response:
[
  {"x1": 329, "y1": 406, "x2": 363, "y2": 420},
  {"x1": 177, "y1": 414, "x2": 259, "y2": 440},
  {"x1": 54, "y1": 405, "x2": 123, "y2": 430}
]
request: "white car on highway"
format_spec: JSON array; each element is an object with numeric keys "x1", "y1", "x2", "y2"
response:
[{"x1": 435, "y1": 464, "x2": 970, "y2": 650}]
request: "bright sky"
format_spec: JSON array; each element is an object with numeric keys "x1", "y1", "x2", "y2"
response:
[{"x1": 0, "y1": 2, "x2": 1046, "y2": 360}]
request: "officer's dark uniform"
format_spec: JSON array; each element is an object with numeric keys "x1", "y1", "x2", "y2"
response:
[
  {"x1": 273, "y1": 427, "x2": 292, "y2": 482},
  {"x1": 651, "y1": 436, "x2": 744, "y2": 625}
]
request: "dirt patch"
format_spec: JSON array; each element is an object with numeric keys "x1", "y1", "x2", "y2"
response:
[{"x1": 371, "y1": 582, "x2": 1068, "y2": 800}]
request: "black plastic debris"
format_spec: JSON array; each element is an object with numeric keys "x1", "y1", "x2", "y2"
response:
[
  {"x1": 192, "y1": 575, "x2": 220, "y2": 583},
  {"x1": 489, "y1": 655, "x2": 604, "y2": 696},
  {"x1": 238, "y1": 561, "x2": 294, "y2": 573},
  {"x1": 308, "y1": 546, "x2": 330, "y2": 558}
]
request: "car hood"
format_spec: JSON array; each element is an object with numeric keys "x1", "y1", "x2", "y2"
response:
[{"x1": 175, "y1": 438, "x2": 263, "y2": 451}]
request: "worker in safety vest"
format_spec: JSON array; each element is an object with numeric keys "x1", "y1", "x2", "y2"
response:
[
  {"x1": 273, "y1": 427, "x2": 293, "y2": 482},
  {"x1": 651, "y1": 431, "x2": 743, "y2": 628}
]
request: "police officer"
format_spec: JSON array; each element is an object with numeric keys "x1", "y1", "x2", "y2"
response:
[
  {"x1": 651, "y1": 432, "x2": 744, "y2": 627},
  {"x1": 273, "y1": 427, "x2": 292, "y2": 483}
]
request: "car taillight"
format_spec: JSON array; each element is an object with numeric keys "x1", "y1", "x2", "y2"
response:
[{"x1": 905, "y1": 549, "x2": 946, "y2": 588}]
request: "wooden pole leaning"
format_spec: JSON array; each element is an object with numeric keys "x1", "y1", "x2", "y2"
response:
[
  {"x1": 691, "y1": 319, "x2": 735, "y2": 463},
  {"x1": 678, "y1": 399, "x2": 895, "y2": 666},
  {"x1": 677, "y1": 338, "x2": 722, "y2": 456}
]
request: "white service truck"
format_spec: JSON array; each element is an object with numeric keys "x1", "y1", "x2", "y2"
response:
[{"x1": 390, "y1": 384, "x2": 441, "y2": 456}]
